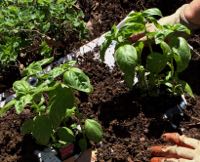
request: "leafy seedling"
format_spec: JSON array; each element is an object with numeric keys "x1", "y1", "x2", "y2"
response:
[
  {"x1": 101, "y1": 8, "x2": 193, "y2": 97},
  {"x1": 0, "y1": 58, "x2": 103, "y2": 151}
]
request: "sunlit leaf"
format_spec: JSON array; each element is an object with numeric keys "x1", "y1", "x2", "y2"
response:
[
  {"x1": 171, "y1": 37, "x2": 191, "y2": 72},
  {"x1": 85, "y1": 119, "x2": 103, "y2": 143},
  {"x1": 115, "y1": 44, "x2": 138, "y2": 74},
  {"x1": 63, "y1": 67, "x2": 93, "y2": 93},
  {"x1": 15, "y1": 94, "x2": 32, "y2": 114},
  {"x1": 143, "y1": 8, "x2": 162, "y2": 17}
]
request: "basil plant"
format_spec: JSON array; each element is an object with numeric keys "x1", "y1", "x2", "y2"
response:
[
  {"x1": 0, "y1": 57, "x2": 103, "y2": 151},
  {"x1": 101, "y1": 8, "x2": 193, "y2": 97}
]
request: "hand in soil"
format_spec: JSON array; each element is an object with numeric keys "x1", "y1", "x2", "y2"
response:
[{"x1": 150, "y1": 133, "x2": 200, "y2": 162}]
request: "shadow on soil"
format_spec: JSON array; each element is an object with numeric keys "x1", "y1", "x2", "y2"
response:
[
  {"x1": 181, "y1": 59, "x2": 200, "y2": 95},
  {"x1": 98, "y1": 90, "x2": 141, "y2": 127},
  {"x1": 97, "y1": 88, "x2": 183, "y2": 137}
]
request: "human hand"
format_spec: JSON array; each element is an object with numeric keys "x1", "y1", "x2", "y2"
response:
[
  {"x1": 150, "y1": 133, "x2": 200, "y2": 162},
  {"x1": 130, "y1": 4, "x2": 198, "y2": 43}
]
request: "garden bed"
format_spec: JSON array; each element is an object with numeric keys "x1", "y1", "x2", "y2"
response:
[{"x1": 1, "y1": 0, "x2": 200, "y2": 162}]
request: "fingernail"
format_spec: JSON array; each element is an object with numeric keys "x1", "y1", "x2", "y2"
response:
[
  {"x1": 150, "y1": 157, "x2": 163, "y2": 162},
  {"x1": 161, "y1": 133, "x2": 168, "y2": 141},
  {"x1": 162, "y1": 133, "x2": 180, "y2": 142}
]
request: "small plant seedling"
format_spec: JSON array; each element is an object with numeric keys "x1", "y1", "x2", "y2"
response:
[
  {"x1": 101, "y1": 8, "x2": 194, "y2": 97},
  {"x1": 0, "y1": 57, "x2": 103, "y2": 152}
]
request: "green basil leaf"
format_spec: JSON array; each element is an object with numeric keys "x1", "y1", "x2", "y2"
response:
[
  {"x1": 42, "y1": 22, "x2": 51, "y2": 32},
  {"x1": 23, "y1": 63, "x2": 42, "y2": 77},
  {"x1": 40, "y1": 41, "x2": 52, "y2": 57},
  {"x1": 0, "y1": 99, "x2": 16, "y2": 117},
  {"x1": 79, "y1": 138, "x2": 87, "y2": 152},
  {"x1": 84, "y1": 119, "x2": 103, "y2": 143},
  {"x1": 36, "y1": 57, "x2": 54, "y2": 66},
  {"x1": 32, "y1": 115, "x2": 53, "y2": 145},
  {"x1": 48, "y1": 85, "x2": 74, "y2": 128},
  {"x1": 115, "y1": 44, "x2": 138, "y2": 74},
  {"x1": 37, "y1": 0, "x2": 53, "y2": 5},
  {"x1": 66, "y1": 107, "x2": 76, "y2": 119},
  {"x1": 126, "y1": 12, "x2": 145, "y2": 24},
  {"x1": 111, "y1": 25, "x2": 119, "y2": 38},
  {"x1": 164, "y1": 82, "x2": 173, "y2": 88},
  {"x1": 100, "y1": 39, "x2": 112, "y2": 61},
  {"x1": 154, "y1": 29, "x2": 173, "y2": 44},
  {"x1": 42, "y1": 66, "x2": 65, "y2": 79},
  {"x1": 172, "y1": 37, "x2": 191, "y2": 72},
  {"x1": 179, "y1": 80, "x2": 194, "y2": 98},
  {"x1": 32, "y1": 81, "x2": 58, "y2": 95},
  {"x1": 23, "y1": 57, "x2": 53, "y2": 76},
  {"x1": 63, "y1": 67, "x2": 93, "y2": 93},
  {"x1": 173, "y1": 24, "x2": 191, "y2": 35},
  {"x1": 57, "y1": 127, "x2": 75, "y2": 143},
  {"x1": 120, "y1": 23, "x2": 145, "y2": 37},
  {"x1": 15, "y1": 94, "x2": 33, "y2": 114},
  {"x1": 134, "y1": 41, "x2": 144, "y2": 63},
  {"x1": 13, "y1": 80, "x2": 32, "y2": 96},
  {"x1": 143, "y1": 8, "x2": 162, "y2": 17},
  {"x1": 165, "y1": 71, "x2": 173, "y2": 80},
  {"x1": 146, "y1": 52, "x2": 167, "y2": 74},
  {"x1": 160, "y1": 41, "x2": 172, "y2": 57},
  {"x1": 21, "y1": 119, "x2": 34, "y2": 134}
]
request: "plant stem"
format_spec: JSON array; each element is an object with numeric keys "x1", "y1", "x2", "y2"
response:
[
  {"x1": 148, "y1": 43, "x2": 153, "y2": 53},
  {"x1": 144, "y1": 24, "x2": 153, "y2": 54}
]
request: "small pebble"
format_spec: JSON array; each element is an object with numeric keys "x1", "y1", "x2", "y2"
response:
[
  {"x1": 140, "y1": 137, "x2": 145, "y2": 142},
  {"x1": 144, "y1": 128, "x2": 149, "y2": 133}
]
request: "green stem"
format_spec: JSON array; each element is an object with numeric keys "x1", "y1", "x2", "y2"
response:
[
  {"x1": 75, "y1": 109, "x2": 86, "y2": 138},
  {"x1": 144, "y1": 25, "x2": 153, "y2": 54},
  {"x1": 171, "y1": 59, "x2": 174, "y2": 76},
  {"x1": 137, "y1": 66, "x2": 148, "y2": 90},
  {"x1": 51, "y1": 133, "x2": 57, "y2": 143},
  {"x1": 148, "y1": 43, "x2": 153, "y2": 54},
  {"x1": 32, "y1": 101, "x2": 41, "y2": 115}
]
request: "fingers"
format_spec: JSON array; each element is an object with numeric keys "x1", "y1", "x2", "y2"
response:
[
  {"x1": 151, "y1": 157, "x2": 194, "y2": 162},
  {"x1": 150, "y1": 145, "x2": 194, "y2": 160},
  {"x1": 162, "y1": 133, "x2": 192, "y2": 148},
  {"x1": 162, "y1": 133, "x2": 200, "y2": 148},
  {"x1": 150, "y1": 133, "x2": 199, "y2": 162}
]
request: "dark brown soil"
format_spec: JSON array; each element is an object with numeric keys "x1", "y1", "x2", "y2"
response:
[
  {"x1": 0, "y1": 109, "x2": 40, "y2": 162},
  {"x1": 1, "y1": 0, "x2": 200, "y2": 162},
  {"x1": 77, "y1": 48, "x2": 200, "y2": 161}
]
